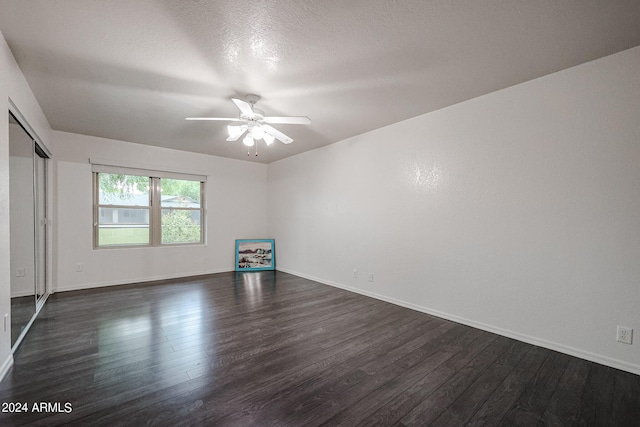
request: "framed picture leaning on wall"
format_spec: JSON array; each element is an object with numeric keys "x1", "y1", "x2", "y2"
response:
[{"x1": 235, "y1": 239, "x2": 275, "y2": 271}]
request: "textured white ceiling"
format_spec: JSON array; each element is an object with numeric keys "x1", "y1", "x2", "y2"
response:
[{"x1": 1, "y1": 0, "x2": 640, "y2": 163}]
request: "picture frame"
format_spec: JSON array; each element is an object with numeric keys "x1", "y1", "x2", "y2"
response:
[{"x1": 235, "y1": 239, "x2": 275, "y2": 271}]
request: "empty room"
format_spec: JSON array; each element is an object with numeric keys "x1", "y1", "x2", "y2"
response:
[{"x1": 1, "y1": 1, "x2": 640, "y2": 425}]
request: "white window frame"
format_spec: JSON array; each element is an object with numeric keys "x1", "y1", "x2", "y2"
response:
[{"x1": 92, "y1": 163, "x2": 206, "y2": 249}]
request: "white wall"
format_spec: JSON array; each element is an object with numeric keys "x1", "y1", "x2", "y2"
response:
[
  {"x1": 0, "y1": 31, "x2": 53, "y2": 378},
  {"x1": 268, "y1": 46, "x2": 640, "y2": 374},
  {"x1": 53, "y1": 131, "x2": 268, "y2": 291}
]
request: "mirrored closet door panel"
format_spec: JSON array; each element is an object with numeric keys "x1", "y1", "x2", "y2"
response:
[
  {"x1": 9, "y1": 113, "x2": 37, "y2": 347},
  {"x1": 9, "y1": 111, "x2": 50, "y2": 349}
]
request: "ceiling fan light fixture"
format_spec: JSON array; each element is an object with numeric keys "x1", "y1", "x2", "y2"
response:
[
  {"x1": 251, "y1": 125, "x2": 264, "y2": 140},
  {"x1": 227, "y1": 125, "x2": 246, "y2": 139},
  {"x1": 243, "y1": 135, "x2": 255, "y2": 147},
  {"x1": 263, "y1": 133, "x2": 275, "y2": 145}
]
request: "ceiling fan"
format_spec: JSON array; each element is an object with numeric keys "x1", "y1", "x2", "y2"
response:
[{"x1": 186, "y1": 94, "x2": 311, "y2": 147}]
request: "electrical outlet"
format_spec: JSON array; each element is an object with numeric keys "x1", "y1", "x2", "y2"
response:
[
  {"x1": 16, "y1": 267, "x2": 25, "y2": 277},
  {"x1": 353, "y1": 269, "x2": 358, "y2": 278},
  {"x1": 616, "y1": 326, "x2": 633, "y2": 345},
  {"x1": 369, "y1": 273, "x2": 374, "y2": 282},
  {"x1": 76, "y1": 263, "x2": 83, "y2": 272}
]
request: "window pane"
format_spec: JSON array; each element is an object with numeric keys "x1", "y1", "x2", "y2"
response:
[
  {"x1": 99, "y1": 173, "x2": 150, "y2": 206},
  {"x1": 160, "y1": 179, "x2": 201, "y2": 207},
  {"x1": 161, "y1": 209, "x2": 201, "y2": 244},
  {"x1": 98, "y1": 207, "x2": 150, "y2": 246}
]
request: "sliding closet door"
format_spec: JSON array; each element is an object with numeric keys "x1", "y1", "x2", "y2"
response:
[
  {"x1": 9, "y1": 114, "x2": 36, "y2": 346},
  {"x1": 9, "y1": 111, "x2": 50, "y2": 349}
]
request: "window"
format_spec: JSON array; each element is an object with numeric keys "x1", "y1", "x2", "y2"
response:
[
  {"x1": 160, "y1": 178, "x2": 202, "y2": 244},
  {"x1": 93, "y1": 166, "x2": 205, "y2": 248}
]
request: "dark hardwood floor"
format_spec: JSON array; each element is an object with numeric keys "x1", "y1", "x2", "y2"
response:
[
  {"x1": 10, "y1": 295, "x2": 36, "y2": 345},
  {"x1": 0, "y1": 271, "x2": 638, "y2": 426}
]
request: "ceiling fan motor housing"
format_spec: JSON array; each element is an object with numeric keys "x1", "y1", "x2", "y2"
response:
[
  {"x1": 244, "y1": 108, "x2": 265, "y2": 122},
  {"x1": 245, "y1": 94, "x2": 261, "y2": 104}
]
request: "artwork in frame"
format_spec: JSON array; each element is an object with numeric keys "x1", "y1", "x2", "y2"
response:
[{"x1": 235, "y1": 239, "x2": 275, "y2": 271}]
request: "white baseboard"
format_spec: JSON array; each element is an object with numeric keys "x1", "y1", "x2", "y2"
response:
[
  {"x1": 277, "y1": 267, "x2": 640, "y2": 376},
  {"x1": 0, "y1": 354, "x2": 14, "y2": 383},
  {"x1": 10, "y1": 290, "x2": 34, "y2": 298},
  {"x1": 54, "y1": 269, "x2": 233, "y2": 293}
]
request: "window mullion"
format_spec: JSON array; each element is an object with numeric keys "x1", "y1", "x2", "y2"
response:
[
  {"x1": 93, "y1": 173, "x2": 99, "y2": 249},
  {"x1": 151, "y1": 177, "x2": 161, "y2": 246},
  {"x1": 201, "y1": 182, "x2": 205, "y2": 244}
]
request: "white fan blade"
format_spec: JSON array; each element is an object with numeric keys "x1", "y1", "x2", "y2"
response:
[
  {"x1": 226, "y1": 125, "x2": 248, "y2": 141},
  {"x1": 185, "y1": 117, "x2": 242, "y2": 121},
  {"x1": 263, "y1": 116, "x2": 311, "y2": 125},
  {"x1": 231, "y1": 98, "x2": 254, "y2": 116},
  {"x1": 263, "y1": 124, "x2": 293, "y2": 144}
]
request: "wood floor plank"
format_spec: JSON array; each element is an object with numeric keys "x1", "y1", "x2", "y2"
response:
[
  {"x1": 465, "y1": 345, "x2": 548, "y2": 426},
  {"x1": 242, "y1": 322, "x2": 463, "y2": 427},
  {"x1": 609, "y1": 368, "x2": 640, "y2": 426},
  {"x1": 318, "y1": 327, "x2": 474, "y2": 426},
  {"x1": 498, "y1": 350, "x2": 571, "y2": 426},
  {"x1": 575, "y1": 361, "x2": 616, "y2": 426},
  {"x1": 0, "y1": 271, "x2": 637, "y2": 427},
  {"x1": 428, "y1": 339, "x2": 531, "y2": 426},
  {"x1": 397, "y1": 335, "x2": 513, "y2": 426},
  {"x1": 540, "y1": 357, "x2": 591, "y2": 425}
]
